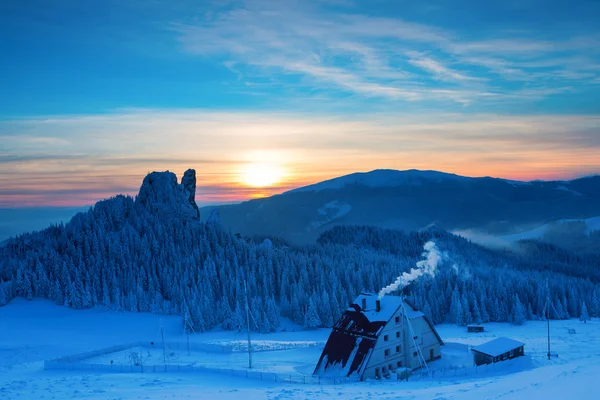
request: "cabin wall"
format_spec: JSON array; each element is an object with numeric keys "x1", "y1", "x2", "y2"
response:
[
  {"x1": 473, "y1": 346, "x2": 525, "y2": 366},
  {"x1": 473, "y1": 351, "x2": 493, "y2": 366},
  {"x1": 362, "y1": 308, "x2": 406, "y2": 379},
  {"x1": 362, "y1": 310, "x2": 442, "y2": 378},
  {"x1": 403, "y1": 316, "x2": 441, "y2": 369}
]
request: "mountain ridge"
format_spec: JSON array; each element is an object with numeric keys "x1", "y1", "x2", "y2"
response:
[{"x1": 205, "y1": 169, "x2": 600, "y2": 245}]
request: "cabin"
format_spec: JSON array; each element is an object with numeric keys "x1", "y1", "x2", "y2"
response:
[
  {"x1": 471, "y1": 337, "x2": 525, "y2": 366},
  {"x1": 467, "y1": 325, "x2": 485, "y2": 333},
  {"x1": 313, "y1": 293, "x2": 443, "y2": 380}
]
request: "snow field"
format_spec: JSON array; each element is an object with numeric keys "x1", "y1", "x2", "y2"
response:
[
  {"x1": 1, "y1": 298, "x2": 600, "y2": 399},
  {"x1": 77, "y1": 343, "x2": 323, "y2": 376}
]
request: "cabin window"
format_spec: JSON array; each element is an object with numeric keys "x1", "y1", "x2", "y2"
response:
[
  {"x1": 413, "y1": 335, "x2": 418, "y2": 340},
  {"x1": 388, "y1": 364, "x2": 393, "y2": 372},
  {"x1": 384, "y1": 335, "x2": 389, "y2": 341},
  {"x1": 396, "y1": 345, "x2": 401, "y2": 353},
  {"x1": 509, "y1": 350, "x2": 514, "y2": 357},
  {"x1": 395, "y1": 316, "x2": 400, "y2": 323},
  {"x1": 413, "y1": 351, "x2": 418, "y2": 357},
  {"x1": 375, "y1": 367, "x2": 380, "y2": 378},
  {"x1": 382, "y1": 366, "x2": 387, "y2": 374},
  {"x1": 397, "y1": 361, "x2": 403, "y2": 368},
  {"x1": 384, "y1": 349, "x2": 391, "y2": 357},
  {"x1": 396, "y1": 331, "x2": 401, "y2": 338}
]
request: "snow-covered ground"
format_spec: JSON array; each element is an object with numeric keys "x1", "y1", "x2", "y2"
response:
[{"x1": 1, "y1": 298, "x2": 599, "y2": 399}]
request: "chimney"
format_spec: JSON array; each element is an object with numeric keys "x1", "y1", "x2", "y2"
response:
[
  {"x1": 361, "y1": 298, "x2": 367, "y2": 311},
  {"x1": 376, "y1": 299, "x2": 381, "y2": 312}
]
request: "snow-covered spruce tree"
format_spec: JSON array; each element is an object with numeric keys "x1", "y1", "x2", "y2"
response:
[
  {"x1": 0, "y1": 281, "x2": 6, "y2": 306},
  {"x1": 231, "y1": 302, "x2": 245, "y2": 333},
  {"x1": 580, "y1": 302, "x2": 590, "y2": 324},
  {"x1": 304, "y1": 298, "x2": 322, "y2": 330},
  {"x1": 449, "y1": 290, "x2": 464, "y2": 325},
  {"x1": 512, "y1": 295, "x2": 527, "y2": 325},
  {"x1": 423, "y1": 301, "x2": 433, "y2": 322},
  {"x1": 461, "y1": 293, "x2": 473, "y2": 326},
  {"x1": 592, "y1": 290, "x2": 600, "y2": 318}
]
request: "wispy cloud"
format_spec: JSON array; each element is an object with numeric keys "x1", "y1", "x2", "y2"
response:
[
  {"x1": 407, "y1": 52, "x2": 483, "y2": 83},
  {"x1": 171, "y1": 0, "x2": 600, "y2": 106}
]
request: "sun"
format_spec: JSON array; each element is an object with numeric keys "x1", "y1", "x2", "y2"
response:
[{"x1": 241, "y1": 163, "x2": 285, "y2": 187}]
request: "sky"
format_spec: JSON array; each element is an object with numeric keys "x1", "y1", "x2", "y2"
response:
[{"x1": 1, "y1": 0, "x2": 600, "y2": 207}]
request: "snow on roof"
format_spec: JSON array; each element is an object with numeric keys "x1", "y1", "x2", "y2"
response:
[
  {"x1": 472, "y1": 337, "x2": 525, "y2": 357},
  {"x1": 350, "y1": 293, "x2": 422, "y2": 323}
]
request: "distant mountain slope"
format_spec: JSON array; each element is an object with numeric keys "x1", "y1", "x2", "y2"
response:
[{"x1": 204, "y1": 169, "x2": 600, "y2": 244}]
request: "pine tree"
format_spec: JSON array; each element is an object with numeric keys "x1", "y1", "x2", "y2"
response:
[
  {"x1": 472, "y1": 298, "x2": 482, "y2": 324},
  {"x1": 450, "y1": 291, "x2": 464, "y2": 325},
  {"x1": 592, "y1": 290, "x2": 600, "y2": 318},
  {"x1": 527, "y1": 303, "x2": 535, "y2": 321},
  {"x1": 231, "y1": 302, "x2": 245, "y2": 333},
  {"x1": 304, "y1": 298, "x2": 321, "y2": 329},
  {"x1": 461, "y1": 293, "x2": 473, "y2": 325},
  {"x1": 423, "y1": 300, "x2": 433, "y2": 322},
  {"x1": 479, "y1": 294, "x2": 490, "y2": 323},
  {"x1": 0, "y1": 282, "x2": 6, "y2": 306},
  {"x1": 220, "y1": 298, "x2": 233, "y2": 330},
  {"x1": 51, "y1": 279, "x2": 63, "y2": 306},
  {"x1": 580, "y1": 302, "x2": 590, "y2": 324},
  {"x1": 512, "y1": 295, "x2": 527, "y2": 325}
]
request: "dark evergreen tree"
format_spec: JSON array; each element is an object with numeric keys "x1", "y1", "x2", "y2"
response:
[{"x1": 580, "y1": 302, "x2": 590, "y2": 323}]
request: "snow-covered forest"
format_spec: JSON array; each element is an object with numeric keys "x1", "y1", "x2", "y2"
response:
[{"x1": 1, "y1": 174, "x2": 599, "y2": 333}]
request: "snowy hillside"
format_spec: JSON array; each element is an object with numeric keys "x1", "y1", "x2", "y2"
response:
[
  {"x1": 1, "y1": 298, "x2": 599, "y2": 399},
  {"x1": 287, "y1": 169, "x2": 469, "y2": 193},
  {"x1": 208, "y1": 170, "x2": 600, "y2": 244}
]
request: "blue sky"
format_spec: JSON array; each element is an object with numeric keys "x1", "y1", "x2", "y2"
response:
[{"x1": 1, "y1": 0, "x2": 600, "y2": 207}]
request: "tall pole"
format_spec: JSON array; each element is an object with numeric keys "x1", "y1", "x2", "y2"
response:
[
  {"x1": 160, "y1": 318, "x2": 167, "y2": 364},
  {"x1": 244, "y1": 280, "x2": 253, "y2": 369},
  {"x1": 186, "y1": 325, "x2": 190, "y2": 356},
  {"x1": 546, "y1": 278, "x2": 551, "y2": 360}
]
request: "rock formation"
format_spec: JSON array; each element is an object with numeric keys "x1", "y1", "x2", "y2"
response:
[{"x1": 136, "y1": 169, "x2": 200, "y2": 220}]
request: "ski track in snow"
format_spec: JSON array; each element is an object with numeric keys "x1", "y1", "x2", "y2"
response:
[{"x1": 1, "y1": 298, "x2": 599, "y2": 399}]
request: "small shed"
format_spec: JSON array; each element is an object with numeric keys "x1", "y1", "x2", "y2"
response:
[
  {"x1": 467, "y1": 325, "x2": 485, "y2": 333},
  {"x1": 471, "y1": 337, "x2": 525, "y2": 366}
]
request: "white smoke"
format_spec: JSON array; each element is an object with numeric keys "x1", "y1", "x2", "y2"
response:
[{"x1": 378, "y1": 241, "x2": 442, "y2": 300}]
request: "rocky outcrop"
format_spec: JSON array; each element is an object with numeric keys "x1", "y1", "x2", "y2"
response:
[
  {"x1": 136, "y1": 169, "x2": 200, "y2": 220},
  {"x1": 180, "y1": 169, "x2": 200, "y2": 218}
]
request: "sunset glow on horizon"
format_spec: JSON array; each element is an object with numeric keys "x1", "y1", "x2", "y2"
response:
[{"x1": 2, "y1": 1, "x2": 600, "y2": 208}]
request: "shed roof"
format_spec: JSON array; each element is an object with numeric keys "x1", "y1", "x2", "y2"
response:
[{"x1": 472, "y1": 337, "x2": 525, "y2": 357}]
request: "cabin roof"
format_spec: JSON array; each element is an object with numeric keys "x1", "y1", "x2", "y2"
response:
[
  {"x1": 472, "y1": 337, "x2": 525, "y2": 357},
  {"x1": 352, "y1": 293, "x2": 424, "y2": 322},
  {"x1": 352, "y1": 293, "x2": 443, "y2": 344}
]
